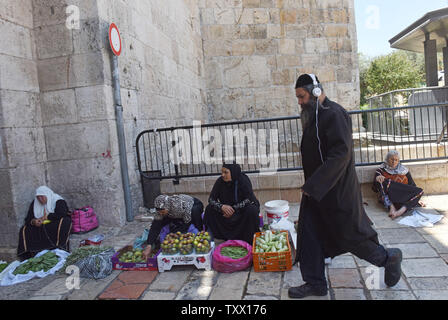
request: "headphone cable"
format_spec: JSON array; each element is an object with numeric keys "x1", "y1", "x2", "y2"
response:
[{"x1": 315, "y1": 96, "x2": 324, "y2": 164}]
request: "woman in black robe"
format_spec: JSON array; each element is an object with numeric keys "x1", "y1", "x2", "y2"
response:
[
  {"x1": 372, "y1": 150, "x2": 424, "y2": 219},
  {"x1": 17, "y1": 186, "x2": 72, "y2": 260},
  {"x1": 203, "y1": 163, "x2": 260, "y2": 245}
]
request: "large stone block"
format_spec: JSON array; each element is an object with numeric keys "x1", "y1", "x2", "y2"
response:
[
  {"x1": 33, "y1": 0, "x2": 99, "y2": 27},
  {"x1": 75, "y1": 84, "x2": 115, "y2": 122},
  {"x1": 35, "y1": 23, "x2": 73, "y2": 59},
  {"x1": 37, "y1": 56, "x2": 70, "y2": 91},
  {"x1": 69, "y1": 51, "x2": 108, "y2": 88},
  {"x1": 0, "y1": 171, "x2": 13, "y2": 208},
  {"x1": 9, "y1": 162, "x2": 47, "y2": 223},
  {"x1": 2, "y1": 127, "x2": 46, "y2": 167},
  {"x1": 0, "y1": 90, "x2": 41, "y2": 128},
  {"x1": 72, "y1": 18, "x2": 109, "y2": 55},
  {"x1": 40, "y1": 89, "x2": 77, "y2": 126},
  {"x1": 205, "y1": 59, "x2": 223, "y2": 89},
  {"x1": 214, "y1": 8, "x2": 236, "y2": 24},
  {"x1": 278, "y1": 38, "x2": 295, "y2": 54},
  {"x1": 253, "y1": 8, "x2": 269, "y2": 24},
  {"x1": 0, "y1": 55, "x2": 39, "y2": 92},
  {"x1": 223, "y1": 56, "x2": 271, "y2": 88},
  {"x1": 0, "y1": 130, "x2": 8, "y2": 169},
  {"x1": 253, "y1": 39, "x2": 276, "y2": 55},
  {"x1": 44, "y1": 120, "x2": 111, "y2": 161},
  {"x1": 304, "y1": 38, "x2": 328, "y2": 54},
  {"x1": 0, "y1": 0, "x2": 34, "y2": 29},
  {"x1": 0, "y1": 19, "x2": 33, "y2": 59}
]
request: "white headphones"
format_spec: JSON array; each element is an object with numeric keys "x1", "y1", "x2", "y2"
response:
[
  {"x1": 308, "y1": 73, "x2": 322, "y2": 98},
  {"x1": 307, "y1": 73, "x2": 324, "y2": 164}
]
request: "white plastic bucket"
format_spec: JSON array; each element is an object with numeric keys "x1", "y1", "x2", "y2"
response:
[{"x1": 264, "y1": 200, "x2": 289, "y2": 224}]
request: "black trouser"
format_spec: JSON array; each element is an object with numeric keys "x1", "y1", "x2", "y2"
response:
[
  {"x1": 146, "y1": 197, "x2": 204, "y2": 246},
  {"x1": 299, "y1": 207, "x2": 388, "y2": 288}
]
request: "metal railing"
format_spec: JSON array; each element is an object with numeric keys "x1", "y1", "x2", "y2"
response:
[
  {"x1": 136, "y1": 103, "x2": 448, "y2": 181},
  {"x1": 366, "y1": 86, "x2": 448, "y2": 109}
]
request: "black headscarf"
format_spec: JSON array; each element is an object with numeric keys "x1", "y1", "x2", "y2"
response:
[{"x1": 210, "y1": 163, "x2": 259, "y2": 206}]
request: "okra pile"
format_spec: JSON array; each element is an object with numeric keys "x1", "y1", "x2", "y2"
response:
[
  {"x1": 254, "y1": 230, "x2": 288, "y2": 253},
  {"x1": 220, "y1": 246, "x2": 248, "y2": 259}
]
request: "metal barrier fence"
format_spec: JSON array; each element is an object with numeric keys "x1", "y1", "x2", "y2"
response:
[
  {"x1": 136, "y1": 103, "x2": 448, "y2": 181},
  {"x1": 366, "y1": 86, "x2": 448, "y2": 109}
]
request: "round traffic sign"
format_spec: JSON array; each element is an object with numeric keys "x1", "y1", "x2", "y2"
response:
[{"x1": 109, "y1": 23, "x2": 122, "y2": 56}]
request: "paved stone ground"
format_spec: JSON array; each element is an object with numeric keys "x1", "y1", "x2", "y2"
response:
[{"x1": 1, "y1": 195, "x2": 447, "y2": 300}]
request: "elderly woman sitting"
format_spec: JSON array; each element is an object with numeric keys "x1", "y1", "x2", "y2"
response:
[
  {"x1": 17, "y1": 186, "x2": 72, "y2": 260},
  {"x1": 372, "y1": 151, "x2": 424, "y2": 219}
]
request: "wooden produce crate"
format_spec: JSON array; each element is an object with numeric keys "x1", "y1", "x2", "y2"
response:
[{"x1": 252, "y1": 231, "x2": 292, "y2": 272}]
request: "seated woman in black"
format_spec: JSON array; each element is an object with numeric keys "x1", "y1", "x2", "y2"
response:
[
  {"x1": 203, "y1": 163, "x2": 260, "y2": 244},
  {"x1": 372, "y1": 150, "x2": 424, "y2": 219},
  {"x1": 17, "y1": 186, "x2": 72, "y2": 260}
]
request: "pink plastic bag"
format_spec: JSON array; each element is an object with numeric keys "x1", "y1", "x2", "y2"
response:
[
  {"x1": 71, "y1": 206, "x2": 99, "y2": 234},
  {"x1": 212, "y1": 240, "x2": 252, "y2": 273}
]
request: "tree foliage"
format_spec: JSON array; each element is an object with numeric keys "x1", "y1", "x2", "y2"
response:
[{"x1": 360, "y1": 51, "x2": 425, "y2": 105}]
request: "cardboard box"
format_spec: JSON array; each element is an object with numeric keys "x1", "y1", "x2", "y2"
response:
[{"x1": 112, "y1": 245, "x2": 160, "y2": 271}]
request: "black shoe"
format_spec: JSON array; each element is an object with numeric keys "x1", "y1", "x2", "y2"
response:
[
  {"x1": 288, "y1": 283, "x2": 328, "y2": 299},
  {"x1": 384, "y1": 248, "x2": 402, "y2": 287}
]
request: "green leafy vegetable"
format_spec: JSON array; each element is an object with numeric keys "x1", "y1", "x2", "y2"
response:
[{"x1": 220, "y1": 246, "x2": 248, "y2": 259}]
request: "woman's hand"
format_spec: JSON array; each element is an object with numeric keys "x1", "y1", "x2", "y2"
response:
[
  {"x1": 376, "y1": 175, "x2": 385, "y2": 184},
  {"x1": 221, "y1": 205, "x2": 235, "y2": 218},
  {"x1": 142, "y1": 245, "x2": 152, "y2": 260},
  {"x1": 32, "y1": 218, "x2": 43, "y2": 227}
]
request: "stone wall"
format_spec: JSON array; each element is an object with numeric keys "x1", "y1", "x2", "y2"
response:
[
  {"x1": 0, "y1": 0, "x2": 45, "y2": 247},
  {"x1": 30, "y1": 0, "x2": 207, "y2": 227},
  {"x1": 200, "y1": 0, "x2": 360, "y2": 122},
  {"x1": 0, "y1": 0, "x2": 208, "y2": 251}
]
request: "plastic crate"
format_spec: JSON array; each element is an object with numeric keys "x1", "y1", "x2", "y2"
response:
[
  {"x1": 157, "y1": 242, "x2": 214, "y2": 272},
  {"x1": 252, "y1": 231, "x2": 292, "y2": 272}
]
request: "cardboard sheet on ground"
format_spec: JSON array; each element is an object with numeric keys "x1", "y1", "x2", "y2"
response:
[{"x1": 398, "y1": 209, "x2": 444, "y2": 228}]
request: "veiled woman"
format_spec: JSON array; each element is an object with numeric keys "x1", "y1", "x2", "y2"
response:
[
  {"x1": 17, "y1": 186, "x2": 72, "y2": 260},
  {"x1": 203, "y1": 163, "x2": 260, "y2": 244},
  {"x1": 372, "y1": 150, "x2": 424, "y2": 219}
]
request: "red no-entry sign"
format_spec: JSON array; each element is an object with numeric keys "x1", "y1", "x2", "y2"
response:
[{"x1": 109, "y1": 23, "x2": 122, "y2": 56}]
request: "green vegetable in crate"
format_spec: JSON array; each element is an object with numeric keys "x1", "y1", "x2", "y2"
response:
[
  {"x1": 254, "y1": 230, "x2": 289, "y2": 253},
  {"x1": 13, "y1": 251, "x2": 59, "y2": 275},
  {"x1": 119, "y1": 248, "x2": 147, "y2": 263},
  {"x1": 220, "y1": 246, "x2": 248, "y2": 259}
]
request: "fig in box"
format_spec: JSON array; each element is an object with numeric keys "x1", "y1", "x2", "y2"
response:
[
  {"x1": 112, "y1": 245, "x2": 160, "y2": 271},
  {"x1": 193, "y1": 231, "x2": 212, "y2": 254},
  {"x1": 161, "y1": 232, "x2": 196, "y2": 255}
]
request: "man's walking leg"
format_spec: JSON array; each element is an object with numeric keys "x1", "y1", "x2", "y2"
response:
[
  {"x1": 289, "y1": 209, "x2": 327, "y2": 299},
  {"x1": 350, "y1": 236, "x2": 402, "y2": 287}
]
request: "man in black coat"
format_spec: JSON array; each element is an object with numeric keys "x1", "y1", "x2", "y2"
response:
[{"x1": 288, "y1": 74, "x2": 403, "y2": 299}]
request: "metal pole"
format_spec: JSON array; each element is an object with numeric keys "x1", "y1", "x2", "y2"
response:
[{"x1": 112, "y1": 54, "x2": 134, "y2": 222}]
